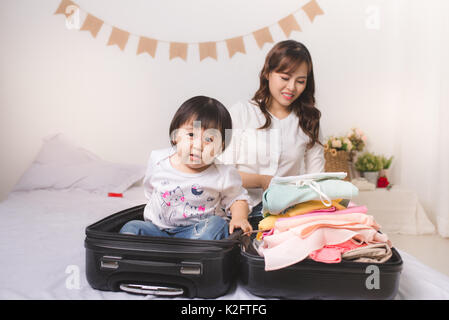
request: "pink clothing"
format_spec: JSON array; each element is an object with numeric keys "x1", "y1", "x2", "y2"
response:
[
  {"x1": 258, "y1": 212, "x2": 388, "y2": 271},
  {"x1": 309, "y1": 239, "x2": 366, "y2": 264},
  {"x1": 275, "y1": 211, "x2": 377, "y2": 234},
  {"x1": 259, "y1": 226, "x2": 389, "y2": 271}
]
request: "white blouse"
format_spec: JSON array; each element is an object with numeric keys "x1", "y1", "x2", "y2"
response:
[{"x1": 218, "y1": 100, "x2": 325, "y2": 207}]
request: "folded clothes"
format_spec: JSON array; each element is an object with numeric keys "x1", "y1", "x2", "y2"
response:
[
  {"x1": 259, "y1": 227, "x2": 389, "y2": 271},
  {"x1": 258, "y1": 199, "x2": 345, "y2": 231},
  {"x1": 342, "y1": 243, "x2": 392, "y2": 263},
  {"x1": 272, "y1": 212, "x2": 380, "y2": 237},
  {"x1": 278, "y1": 199, "x2": 347, "y2": 216},
  {"x1": 258, "y1": 205, "x2": 369, "y2": 231},
  {"x1": 262, "y1": 178, "x2": 359, "y2": 215},
  {"x1": 309, "y1": 239, "x2": 366, "y2": 264}
]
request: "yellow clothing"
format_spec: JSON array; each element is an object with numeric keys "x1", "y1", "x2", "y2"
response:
[{"x1": 258, "y1": 199, "x2": 345, "y2": 231}]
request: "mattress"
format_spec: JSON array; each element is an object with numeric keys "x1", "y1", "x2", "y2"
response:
[{"x1": 1, "y1": 186, "x2": 449, "y2": 300}]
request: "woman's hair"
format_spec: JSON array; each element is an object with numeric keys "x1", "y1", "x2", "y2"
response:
[
  {"x1": 169, "y1": 95, "x2": 232, "y2": 150},
  {"x1": 252, "y1": 40, "x2": 322, "y2": 149}
]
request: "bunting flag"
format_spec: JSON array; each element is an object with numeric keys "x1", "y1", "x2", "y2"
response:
[
  {"x1": 137, "y1": 36, "x2": 158, "y2": 57},
  {"x1": 226, "y1": 36, "x2": 246, "y2": 58},
  {"x1": 169, "y1": 42, "x2": 188, "y2": 61},
  {"x1": 54, "y1": 0, "x2": 78, "y2": 18},
  {"x1": 80, "y1": 14, "x2": 104, "y2": 38},
  {"x1": 199, "y1": 42, "x2": 217, "y2": 61},
  {"x1": 302, "y1": 0, "x2": 325, "y2": 22},
  {"x1": 253, "y1": 27, "x2": 274, "y2": 49},
  {"x1": 278, "y1": 14, "x2": 302, "y2": 37},
  {"x1": 55, "y1": 0, "x2": 324, "y2": 61},
  {"x1": 107, "y1": 27, "x2": 130, "y2": 51}
]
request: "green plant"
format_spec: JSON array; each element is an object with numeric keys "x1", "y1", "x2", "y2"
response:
[
  {"x1": 379, "y1": 155, "x2": 393, "y2": 169},
  {"x1": 354, "y1": 152, "x2": 383, "y2": 172}
]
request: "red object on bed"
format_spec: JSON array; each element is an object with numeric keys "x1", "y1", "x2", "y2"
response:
[{"x1": 108, "y1": 193, "x2": 123, "y2": 198}]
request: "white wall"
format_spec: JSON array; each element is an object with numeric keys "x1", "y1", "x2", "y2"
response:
[{"x1": 0, "y1": 0, "x2": 447, "y2": 225}]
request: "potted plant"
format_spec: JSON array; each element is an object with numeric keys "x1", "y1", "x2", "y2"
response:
[
  {"x1": 379, "y1": 155, "x2": 393, "y2": 176},
  {"x1": 354, "y1": 152, "x2": 383, "y2": 185},
  {"x1": 324, "y1": 136, "x2": 354, "y2": 180}
]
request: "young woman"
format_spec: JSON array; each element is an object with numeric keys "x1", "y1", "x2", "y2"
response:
[{"x1": 223, "y1": 40, "x2": 325, "y2": 216}]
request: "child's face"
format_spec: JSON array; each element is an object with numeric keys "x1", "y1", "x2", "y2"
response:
[
  {"x1": 172, "y1": 120, "x2": 223, "y2": 170},
  {"x1": 267, "y1": 62, "x2": 308, "y2": 110}
]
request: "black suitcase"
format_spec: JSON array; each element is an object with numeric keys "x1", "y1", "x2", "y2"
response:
[
  {"x1": 85, "y1": 204, "x2": 241, "y2": 298},
  {"x1": 238, "y1": 228, "x2": 403, "y2": 300}
]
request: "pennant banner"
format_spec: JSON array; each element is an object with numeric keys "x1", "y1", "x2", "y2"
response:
[
  {"x1": 55, "y1": 0, "x2": 324, "y2": 61},
  {"x1": 80, "y1": 14, "x2": 103, "y2": 38},
  {"x1": 253, "y1": 27, "x2": 274, "y2": 49},
  {"x1": 170, "y1": 42, "x2": 188, "y2": 61},
  {"x1": 54, "y1": 0, "x2": 78, "y2": 18},
  {"x1": 278, "y1": 14, "x2": 302, "y2": 37},
  {"x1": 199, "y1": 42, "x2": 217, "y2": 61},
  {"x1": 107, "y1": 27, "x2": 130, "y2": 51},
  {"x1": 302, "y1": 0, "x2": 325, "y2": 22},
  {"x1": 137, "y1": 36, "x2": 158, "y2": 57},
  {"x1": 226, "y1": 36, "x2": 246, "y2": 58}
]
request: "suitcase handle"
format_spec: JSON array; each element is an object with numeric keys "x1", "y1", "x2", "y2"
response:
[
  {"x1": 101, "y1": 256, "x2": 202, "y2": 276},
  {"x1": 119, "y1": 283, "x2": 184, "y2": 296}
]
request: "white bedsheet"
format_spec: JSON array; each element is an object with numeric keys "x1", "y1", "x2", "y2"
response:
[{"x1": 1, "y1": 188, "x2": 449, "y2": 300}]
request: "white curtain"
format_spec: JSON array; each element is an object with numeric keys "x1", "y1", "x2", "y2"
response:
[
  {"x1": 391, "y1": 0, "x2": 449, "y2": 237},
  {"x1": 434, "y1": 10, "x2": 449, "y2": 236}
]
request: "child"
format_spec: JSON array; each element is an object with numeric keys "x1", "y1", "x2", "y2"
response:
[
  {"x1": 222, "y1": 40, "x2": 325, "y2": 216},
  {"x1": 120, "y1": 96, "x2": 253, "y2": 240}
]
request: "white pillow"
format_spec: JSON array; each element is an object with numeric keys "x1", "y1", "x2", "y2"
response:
[{"x1": 13, "y1": 133, "x2": 146, "y2": 195}]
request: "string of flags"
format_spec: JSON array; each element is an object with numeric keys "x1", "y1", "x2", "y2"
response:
[{"x1": 55, "y1": 0, "x2": 324, "y2": 61}]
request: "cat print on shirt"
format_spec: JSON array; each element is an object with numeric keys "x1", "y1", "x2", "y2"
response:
[
  {"x1": 160, "y1": 186, "x2": 185, "y2": 208},
  {"x1": 182, "y1": 202, "x2": 207, "y2": 220},
  {"x1": 159, "y1": 186, "x2": 185, "y2": 224}
]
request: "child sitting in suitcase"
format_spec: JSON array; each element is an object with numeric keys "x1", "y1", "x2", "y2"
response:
[{"x1": 120, "y1": 96, "x2": 253, "y2": 240}]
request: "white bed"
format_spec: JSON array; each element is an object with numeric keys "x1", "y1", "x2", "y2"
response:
[
  {"x1": 1, "y1": 134, "x2": 449, "y2": 300},
  {"x1": 1, "y1": 186, "x2": 449, "y2": 300}
]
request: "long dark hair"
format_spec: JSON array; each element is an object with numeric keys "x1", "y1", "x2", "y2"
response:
[{"x1": 252, "y1": 40, "x2": 321, "y2": 149}]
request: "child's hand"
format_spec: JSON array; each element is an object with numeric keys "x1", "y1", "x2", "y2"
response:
[{"x1": 229, "y1": 217, "x2": 253, "y2": 235}]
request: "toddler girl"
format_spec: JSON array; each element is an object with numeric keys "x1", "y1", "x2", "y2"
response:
[{"x1": 120, "y1": 96, "x2": 252, "y2": 240}]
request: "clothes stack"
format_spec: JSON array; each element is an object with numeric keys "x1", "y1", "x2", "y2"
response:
[{"x1": 255, "y1": 172, "x2": 393, "y2": 271}]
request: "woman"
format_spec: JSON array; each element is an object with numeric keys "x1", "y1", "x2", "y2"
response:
[{"x1": 222, "y1": 40, "x2": 325, "y2": 216}]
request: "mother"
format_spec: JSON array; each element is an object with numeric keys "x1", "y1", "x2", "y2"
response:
[{"x1": 222, "y1": 40, "x2": 325, "y2": 217}]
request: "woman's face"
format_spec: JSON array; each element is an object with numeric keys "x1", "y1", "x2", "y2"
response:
[{"x1": 267, "y1": 61, "x2": 308, "y2": 110}]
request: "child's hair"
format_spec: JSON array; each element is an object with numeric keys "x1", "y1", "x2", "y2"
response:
[
  {"x1": 169, "y1": 95, "x2": 232, "y2": 150},
  {"x1": 252, "y1": 40, "x2": 322, "y2": 149}
]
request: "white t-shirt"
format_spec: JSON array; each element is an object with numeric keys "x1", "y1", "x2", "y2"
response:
[
  {"x1": 218, "y1": 100, "x2": 325, "y2": 207},
  {"x1": 143, "y1": 148, "x2": 249, "y2": 230}
]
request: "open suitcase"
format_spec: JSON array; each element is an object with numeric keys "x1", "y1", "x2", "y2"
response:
[
  {"x1": 239, "y1": 217, "x2": 404, "y2": 300},
  {"x1": 85, "y1": 206, "x2": 403, "y2": 299},
  {"x1": 85, "y1": 204, "x2": 241, "y2": 298}
]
